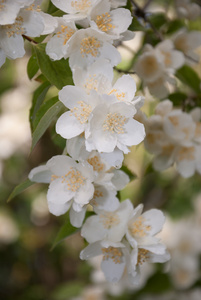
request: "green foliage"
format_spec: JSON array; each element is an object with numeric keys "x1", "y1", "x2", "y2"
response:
[
  {"x1": 121, "y1": 165, "x2": 137, "y2": 182},
  {"x1": 29, "y1": 81, "x2": 51, "y2": 130},
  {"x1": 168, "y1": 92, "x2": 187, "y2": 106},
  {"x1": 166, "y1": 19, "x2": 186, "y2": 34},
  {"x1": 51, "y1": 282, "x2": 84, "y2": 300},
  {"x1": 176, "y1": 65, "x2": 201, "y2": 94},
  {"x1": 7, "y1": 179, "x2": 34, "y2": 202},
  {"x1": 27, "y1": 53, "x2": 39, "y2": 80},
  {"x1": 34, "y1": 44, "x2": 73, "y2": 90},
  {"x1": 129, "y1": 16, "x2": 145, "y2": 31},
  {"x1": 148, "y1": 13, "x2": 167, "y2": 29},
  {"x1": 31, "y1": 96, "x2": 64, "y2": 150}
]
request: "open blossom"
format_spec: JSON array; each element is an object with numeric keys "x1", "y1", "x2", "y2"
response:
[
  {"x1": 85, "y1": 98, "x2": 145, "y2": 154},
  {"x1": 175, "y1": 0, "x2": 201, "y2": 20},
  {"x1": 64, "y1": 27, "x2": 121, "y2": 69},
  {"x1": 89, "y1": 0, "x2": 132, "y2": 39},
  {"x1": 81, "y1": 199, "x2": 133, "y2": 243},
  {"x1": 46, "y1": 18, "x2": 77, "y2": 60},
  {"x1": 0, "y1": 6, "x2": 44, "y2": 64},
  {"x1": 143, "y1": 100, "x2": 201, "y2": 177},
  {"x1": 173, "y1": 30, "x2": 201, "y2": 64},
  {"x1": 28, "y1": 155, "x2": 95, "y2": 216},
  {"x1": 0, "y1": 0, "x2": 34, "y2": 25},
  {"x1": 51, "y1": 0, "x2": 100, "y2": 23}
]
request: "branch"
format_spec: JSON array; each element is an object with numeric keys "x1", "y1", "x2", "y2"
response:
[
  {"x1": 114, "y1": 67, "x2": 136, "y2": 74},
  {"x1": 22, "y1": 35, "x2": 38, "y2": 44}
]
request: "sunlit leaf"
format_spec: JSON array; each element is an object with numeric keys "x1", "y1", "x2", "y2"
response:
[{"x1": 27, "y1": 53, "x2": 39, "y2": 80}]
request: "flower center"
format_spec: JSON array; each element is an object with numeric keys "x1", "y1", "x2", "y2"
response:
[
  {"x1": 103, "y1": 112, "x2": 126, "y2": 134},
  {"x1": 108, "y1": 89, "x2": 126, "y2": 101},
  {"x1": 57, "y1": 25, "x2": 75, "y2": 45},
  {"x1": 99, "y1": 212, "x2": 120, "y2": 229},
  {"x1": 95, "y1": 12, "x2": 115, "y2": 33},
  {"x1": 129, "y1": 216, "x2": 151, "y2": 238},
  {"x1": 80, "y1": 36, "x2": 101, "y2": 57},
  {"x1": 87, "y1": 155, "x2": 104, "y2": 172},
  {"x1": 137, "y1": 248, "x2": 149, "y2": 265},
  {"x1": 161, "y1": 50, "x2": 171, "y2": 66},
  {"x1": 90, "y1": 189, "x2": 104, "y2": 206},
  {"x1": 70, "y1": 101, "x2": 92, "y2": 124},
  {"x1": 177, "y1": 146, "x2": 195, "y2": 161},
  {"x1": 25, "y1": 3, "x2": 41, "y2": 12},
  {"x1": 84, "y1": 75, "x2": 98, "y2": 93},
  {"x1": 51, "y1": 167, "x2": 86, "y2": 192},
  {"x1": 4, "y1": 17, "x2": 25, "y2": 37},
  {"x1": 168, "y1": 115, "x2": 179, "y2": 126},
  {"x1": 71, "y1": 0, "x2": 91, "y2": 12},
  {"x1": 102, "y1": 246, "x2": 123, "y2": 264},
  {"x1": 0, "y1": 0, "x2": 5, "y2": 10}
]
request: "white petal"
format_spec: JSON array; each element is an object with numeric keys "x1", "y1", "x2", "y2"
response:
[
  {"x1": 75, "y1": 179, "x2": 94, "y2": 207},
  {"x1": 111, "y1": 169, "x2": 129, "y2": 190},
  {"x1": 28, "y1": 165, "x2": 52, "y2": 183},
  {"x1": 40, "y1": 12, "x2": 58, "y2": 35},
  {"x1": 47, "y1": 179, "x2": 74, "y2": 205},
  {"x1": 0, "y1": 33, "x2": 25, "y2": 59},
  {"x1": 101, "y1": 254, "x2": 126, "y2": 282},
  {"x1": 80, "y1": 241, "x2": 102, "y2": 260},
  {"x1": 20, "y1": 10, "x2": 44, "y2": 37},
  {"x1": 142, "y1": 209, "x2": 165, "y2": 235},
  {"x1": 56, "y1": 111, "x2": 85, "y2": 139},
  {"x1": 70, "y1": 205, "x2": 86, "y2": 227},
  {"x1": 47, "y1": 155, "x2": 76, "y2": 176},
  {"x1": 48, "y1": 199, "x2": 71, "y2": 216}
]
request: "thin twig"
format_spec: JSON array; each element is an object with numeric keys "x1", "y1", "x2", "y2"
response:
[
  {"x1": 143, "y1": 0, "x2": 153, "y2": 10},
  {"x1": 114, "y1": 67, "x2": 136, "y2": 74},
  {"x1": 22, "y1": 35, "x2": 38, "y2": 44}
]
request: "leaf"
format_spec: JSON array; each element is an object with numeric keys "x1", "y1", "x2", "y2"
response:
[
  {"x1": 30, "y1": 81, "x2": 51, "y2": 130},
  {"x1": 27, "y1": 53, "x2": 39, "y2": 80},
  {"x1": 129, "y1": 16, "x2": 145, "y2": 31},
  {"x1": 168, "y1": 92, "x2": 187, "y2": 106},
  {"x1": 31, "y1": 96, "x2": 64, "y2": 150},
  {"x1": 51, "y1": 218, "x2": 79, "y2": 251},
  {"x1": 121, "y1": 165, "x2": 137, "y2": 181},
  {"x1": 148, "y1": 13, "x2": 167, "y2": 29},
  {"x1": 176, "y1": 65, "x2": 201, "y2": 94},
  {"x1": 34, "y1": 44, "x2": 73, "y2": 89},
  {"x1": 7, "y1": 179, "x2": 34, "y2": 202},
  {"x1": 166, "y1": 19, "x2": 185, "y2": 35}
]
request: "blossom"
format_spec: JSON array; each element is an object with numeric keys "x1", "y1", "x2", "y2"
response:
[
  {"x1": 126, "y1": 204, "x2": 166, "y2": 248},
  {"x1": 89, "y1": 0, "x2": 132, "y2": 39},
  {"x1": 175, "y1": 0, "x2": 201, "y2": 20},
  {"x1": 85, "y1": 98, "x2": 145, "y2": 154},
  {"x1": 0, "y1": 0, "x2": 34, "y2": 25},
  {"x1": 173, "y1": 30, "x2": 201, "y2": 64},
  {"x1": 0, "y1": 6, "x2": 44, "y2": 63},
  {"x1": 64, "y1": 27, "x2": 121, "y2": 69},
  {"x1": 28, "y1": 155, "x2": 95, "y2": 215},
  {"x1": 46, "y1": 18, "x2": 77, "y2": 60},
  {"x1": 56, "y1": 86, "x2": 101, "y2": 139},
  {"x1": 81, "y1": 199, "x2": 133, "y2": 243}
]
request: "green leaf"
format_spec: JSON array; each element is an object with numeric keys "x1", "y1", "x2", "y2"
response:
[
  {"x1": 32, "y1": 96, "x2": 64, "y2": 150},
  {"x1": 34, "y1": 44, "x2": 73, "y2": 89},
  {"x1": 7, "y1": 179, "x2": 34, "y2": 202},
  {"x1": 129, "y1": 16, "x2": 145, "y2": 31},
  {"x1": 176, "y1": 65, "x2": 201, "y2": 94},
  {"x1": 166, "y1": 19, "x2": 185, "y2": 35},
  {"x1": 168, "y1": 92, "x2": 187, "y2": 106},
  {"x1": 51, "y1": 218, "x2": 79, "y2": 251},
  {"x1": 27, "y1": 53, "x2": 39, "y2": 80},
  {"x1": 148, "y1": 13, "x2": 167, "y2": 29},
  {"x1": 121, "y1": 165, "x2": 137, "y2": 181},
  {"x1": 30, "y1": 81, "x2": 51, "y2": 130}
]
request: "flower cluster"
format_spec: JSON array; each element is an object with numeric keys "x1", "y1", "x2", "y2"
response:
[
  {"x1": 135, "y1": 40, "x2": 185, "y2": 98},
  {"x1": 0, "y1": 0, "x2": 57, "y2": 67},
  {"x1": 143, "y1": 100, "x2": 201, "y2": 177}
]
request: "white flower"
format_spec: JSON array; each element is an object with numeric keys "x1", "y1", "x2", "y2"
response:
[
  {"x1": 176, "y1": 0, "x2": 201, "y2": 20},
  {"x1": 156, "y1": 39, "x2": 185, "y2": 72},
  {"x1": 110, "y1": 0, "x2": 127, "y2": 9},
  {"x1": 52, "y1": 0, "x2": 100, "y2": 23},
  {"x1": 65, "y1": 27, "x2": 121, "y2": 70},
  {"x1": 46, "y1": 18, "x2": 77, "y2": 60},
  {"x1": 28, "y1": 155, "x2": 95, "y2": 215},
  {"x1": 81, "y1": 199, "x2": 133, "y2": 243},
  {"x1": 126, "y1": 204, "x2": 166, "y2": 248},
  {"x1": 173, "y1": 30, "x2": 201, "y2": 64},
  {"x1": 0, "y1": 7, "x2": 44, "y2": 61},
  {"x1": 86, "y1": 98, "x2": 145, "y2": 154},
  {"x1": 0, "y1": 0, "x2": 34, "y2": 25},
  {"x1": 56, "y1": 87, "x2": 101, "y2": 140},
  {"x1": 80, "y1": 240, "x2": 130, "y2": 283},
  {"x1": 67, "y1": 134, "x2": 125, "y2": 168},
  {"x1": 89, "y1": 0, "x2": 132, "y2": 39}
]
